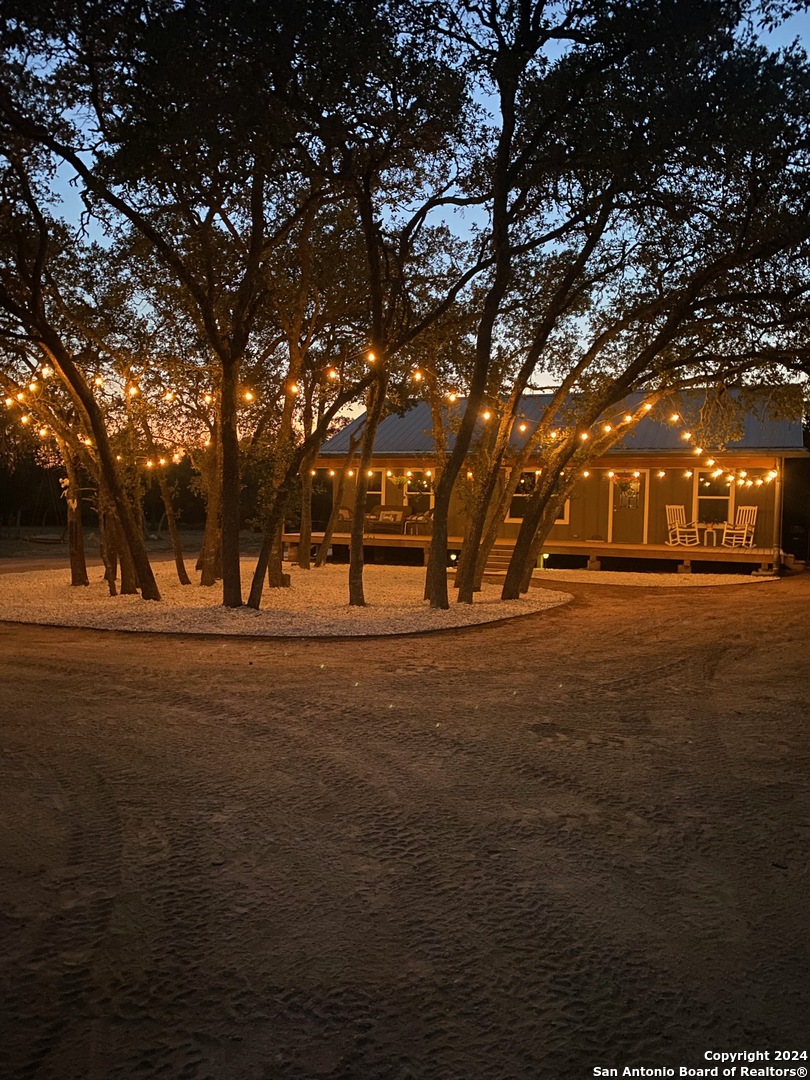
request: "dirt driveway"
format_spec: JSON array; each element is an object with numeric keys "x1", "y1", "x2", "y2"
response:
[{"x1": 1, "y1": 575, "x2": 808, "y2": 1079}]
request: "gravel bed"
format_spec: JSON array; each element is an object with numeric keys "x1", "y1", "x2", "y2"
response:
[{"x1": 0, "y1": 562, "x2": 571, "y2": 637}]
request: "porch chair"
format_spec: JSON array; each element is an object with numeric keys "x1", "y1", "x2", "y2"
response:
[
  {"x1": 665, "y1": 505, "x2": 700, "y2": 546},
  {"x1": 721, "y1": 505, "x2": 757, "y2": 548},
  {"x1": 405, "y1": 507, "x2": 434, "y2": 535}
]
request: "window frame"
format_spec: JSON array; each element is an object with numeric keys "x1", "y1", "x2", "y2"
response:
[{"x1": 505, "y1": 470, "x2": 570, "y2": 525}]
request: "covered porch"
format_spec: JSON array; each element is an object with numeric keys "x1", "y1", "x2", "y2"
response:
[{"x1": 282, "y1": 529, "x2": 781, "y2": 574}]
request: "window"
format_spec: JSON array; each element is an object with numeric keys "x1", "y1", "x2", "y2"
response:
[
  {"x1": 364, "y1": 470, "x2": 383, "y2": 512},
  {"x1": 507, "y1": 471, "x2": 569, "y2": 524},
  {"x1": 696, "y1": 470, "x2": 733, "y2": 523},
  {"x1": 405, "y1": 471, "x2": 434, "y2": 514}
]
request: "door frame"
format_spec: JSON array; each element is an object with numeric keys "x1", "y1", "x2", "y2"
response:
[{"x1": 607, "y1": 469, "x2": 650, "y2": 544}]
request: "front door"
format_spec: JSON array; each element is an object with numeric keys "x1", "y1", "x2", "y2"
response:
[{"x1": 611, "y1": 472, "x2": 646, "y2": 544}]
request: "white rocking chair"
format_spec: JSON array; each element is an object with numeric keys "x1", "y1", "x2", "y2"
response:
[
  {"x1": 721, "y1": 505, "x2": 757, "y2": 548},
  {"x1": 665, "y1": 505, "x2": 700, "y2": 546}
]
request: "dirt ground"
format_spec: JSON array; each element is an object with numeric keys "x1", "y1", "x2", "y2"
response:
[{"x1": 0, "y1": 572, "x2": 808, "y2": 1080}]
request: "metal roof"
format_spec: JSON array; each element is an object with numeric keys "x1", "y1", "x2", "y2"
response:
[{"x1": 321, "y1": 391, "x2": 806, "y2": 456}]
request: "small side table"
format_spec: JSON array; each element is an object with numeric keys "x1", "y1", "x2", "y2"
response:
[{"x1": 698, "y1": 523, "x2": 718, "y2": 546}]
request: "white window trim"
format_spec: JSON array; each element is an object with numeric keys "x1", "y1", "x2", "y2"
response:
[
  {"x1": 505, "y1": 471, "x2": 570, "y2": 524},
  {"x1": 404, "y1": 471, "x2": 435, "y2": 509},
  {"x1": 692, "y1": 469, "x2": 735, "y2": 524}
]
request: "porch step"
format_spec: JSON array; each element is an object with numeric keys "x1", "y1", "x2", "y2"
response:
[{"x1": 483, "y1": 549, "x2": 512, "y2": 574}]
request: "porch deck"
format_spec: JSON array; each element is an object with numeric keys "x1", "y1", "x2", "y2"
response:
[{"x1": 282, "y1": 530, "x2": 780, "y2": 572}]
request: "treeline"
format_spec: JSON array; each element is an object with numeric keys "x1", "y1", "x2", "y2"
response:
[{"x1": 0, "y1": 0, "x2": 808, "y2": 607}]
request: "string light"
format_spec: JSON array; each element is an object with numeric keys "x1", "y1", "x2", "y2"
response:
[
  {"x1": 203, "y1": 393, "x2": 212, "y2": 404},
  {"x1": 624, "y1": 414, "x2": 632, "y2": 423},
  {"x1": 244, "y1": 390, "x2": 254, "y2": 402},
  {"x1": 164, "y1": 390, "x2": 175, "y2": 402},
  {"x1": 94, "y1": 376, "x2": 104, "y2": 387},
  {"x1": 329, "y1": 470, "x2": 335, "y2": 477},
  {"x1": 603, "y1": 424, "x2": 612, "y2": 433},
  {"x1": 412, "y1": 370, "x2": 422, "y2": 382},
  {"x1": 682, "y1": 431, "x2": 692, "y2": 440},
  {"x1": 41, "y1": 366, "x2": 53, "y2": 378},
  {"x1": 658, "y1": 470, "x2": 666, "y2": 478},
  {"x1": 582, "y1": 470, "x2": 590, "y2": 477},
  {"x1": 367, "y1": 351, "x2": 375, "y2": 362},
  {"x1": 633, "y1": 470, "x2": 640, "y2": 478},
  {"x1": 670, "y1": 413, "x2": 679, "y2": 422},
  {"x1": 519, "y1": 423, "x2": 527, "y2": 432},
  {"x1": 447, "y1": 392, "x2": 458, "y2": 402},
  {"x1": 367, "y1": 469, "x2": 374, "y2": 477},
  {"x1": 20, "y1": 414, "x2": 30, "y2": 425},
  {"x1": 579, "y1": 432, "x2": 589, "y2": 441},
  {"x1": 684, "y1": 470, "x2": 693, "y2": 478},
  {"x1": 348, "y1": 469, "x2": 354, "y2": 477},
  {"x1": 386, "y1": 469, "x2": 392, "y2": 476},
  {"x1": 38, "y1": 427, "x2": 48, "y2": 437},
  {"x1": 128, "y1": 385, "x2": 139, "y2": 397},
  {"x1": 289, "y1": 383, "x2": 299, "y2": 395},
  {"x1": 310, "y1": 469, "x2": 317, "y2": 476},
  {"x1": 608, "y1": 471, "x2": 615, "y2": 478},
  {"x1": 466, "y1": 470, "x2": 473, "y2": 479},
  {"x1": 482, "y1": 410, "x2": 491, "y2": 420},
  {"x1": 643, "y1": 403, "x2": 652, "y2": 412},
  {"x1": 326, "y1": 368, "x2": 338, "y2": 380},
  {"x1": 29, "y1": 381, "x2": 38, "y2": 392},
  {"x1": 16, "y1": 392, "x2": 24, "y2": 401},
  {"x1": 4, "y1": 397, "x2": 12, "y2": 407}
]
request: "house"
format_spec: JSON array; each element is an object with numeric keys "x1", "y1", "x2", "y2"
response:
[{"x1": 296, "y1": 391, "x2": 808, "y2": 573}]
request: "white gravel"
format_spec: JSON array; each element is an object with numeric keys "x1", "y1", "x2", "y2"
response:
[{"x1": 0, "y1": 561, "x2": 572, "y2": 637}]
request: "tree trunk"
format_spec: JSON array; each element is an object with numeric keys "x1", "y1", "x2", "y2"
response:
[
  {"x1": 157, "y1": 471, "x2": 191, "y2": 585},
  {"x1": 61, "y1": 441, "x2": 89, "y2": 587},
  {"x1": 115, "y1": 513, "x2": 139, "y2": 594},
  {"x1": 314, "y1": 437, "x2": 360, "y2": 568},
  {"x1": 266, "y1": 522, "x2": 288, "y2": 587},
  {"x1": 220, "y1": 360, "x2": 242, "y2": 607},
  {"x1": 98, "y1": 494, "x2": 118, "y2": 597},
  {"x1": 349, "y1": 375, "x2": 387, "y2": 607},
  {"x1": 501, "y1": 452, "x2": 576, "y2": 600},
  {"x1": 472, "y1": 464, "x2": 527, "y2": 590},
  {"x1": 198, "y1": 441, "x2": 222, "y2": 586},
  {"x1": 297, "y1": 465, "x2": 314, "y2": 570}
]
